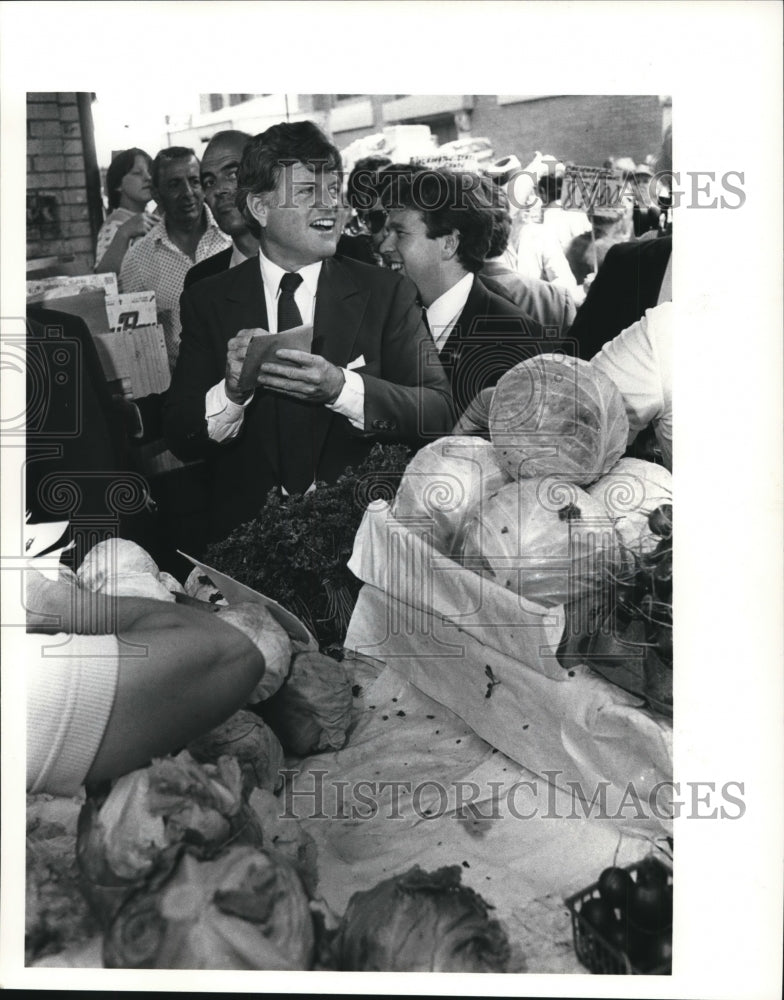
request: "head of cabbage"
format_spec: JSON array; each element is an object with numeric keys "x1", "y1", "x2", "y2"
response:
[
  {"x1": 188, "y1": 710, "x2": 285, "y2": 796},
  {"x1": 76, "y1": 751, "x2": 262, "y2": 926},
  {"x1": 459, "y1": 477, "x2": 618, "y2": 607},
  {"x1": 257, "y1": 650, "x2": 353, "y2": 756},
  {"x1": 489, "y1": 354, "x2": 629, "y2": 485},
  {"x1": 103, "y1": 845, "x2": 314, "y2": 970},
  {"x1": 391, "y1": 436, "x2": 511, "y2": 556},
  {"x1": 334, "y1": 865, "x2": 511, "y2": 972}
]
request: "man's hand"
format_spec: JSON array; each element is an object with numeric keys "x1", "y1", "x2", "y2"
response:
[
  {"x1": 224, "y1": 328, "x2": 260, "y2": 404},
  {"x1": 258, "y1": 349, "x2": 346, "y2": 404}
]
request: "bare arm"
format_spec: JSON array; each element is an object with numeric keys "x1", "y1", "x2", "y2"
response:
[
  {"x1": 26, "y1": 573, "x2": 267, "y2": 785},
  {"x1": 94, "y1": 212, "x2": 157, "y2": 274},
  {"x1": 85, "y1": 599, "x2": 266, "y2": 784}
]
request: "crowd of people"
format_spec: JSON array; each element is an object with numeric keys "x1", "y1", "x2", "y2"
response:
[{"x1": 25, "y1": 118, "x2": 673, "y2": 796}]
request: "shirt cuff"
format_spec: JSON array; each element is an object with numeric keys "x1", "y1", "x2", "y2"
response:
[
  {"x1": 326, "y1": 368, "x2": 365, "y2": 429},
  {"x1": 205, "y1": 379, "x2": 252, "y2": 442}
]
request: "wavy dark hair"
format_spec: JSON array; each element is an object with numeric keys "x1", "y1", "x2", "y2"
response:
[
  {"x1": 379, "y1": 165, "x2": 494, "y2": 273},
  {"x1": 485, "y1": 183, "x2": 513, "y2": 259},
  {"x1": 105, "y1": 147, "x2": 152, "y2": 210},
  {"x1": 237, "y1": 121, "x2": 342, "y2": 238}
]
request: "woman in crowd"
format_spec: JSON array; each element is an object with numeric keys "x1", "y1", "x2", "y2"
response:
[{"x1": 94, "y1": 147, "x2": 159, "y2": 275}]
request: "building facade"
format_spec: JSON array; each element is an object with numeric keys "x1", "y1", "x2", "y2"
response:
[
  {"x1": 26, "y1": 93, "x2": 103, "y2": 272},
  {"x1": 169, "y1": 93, "x2": 670, "y2": 168},
  {"x1": 26, "y1": 92, "x2": 670, "y2": 271}
]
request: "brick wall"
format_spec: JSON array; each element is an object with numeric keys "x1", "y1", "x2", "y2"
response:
[
  {"x1": 471, "y1": 95, "x2": 664, "y2": 167},
  {"x1": 27, "y1": 93, "x2": 99, "y2": 272},
  {"x1": 327, "y1": 94, "x2": 665, "y2": 169}
]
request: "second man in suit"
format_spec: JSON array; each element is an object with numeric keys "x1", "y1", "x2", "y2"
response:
[{"x1": 378, "y1": 166, "x2": 568, "y2": 420}]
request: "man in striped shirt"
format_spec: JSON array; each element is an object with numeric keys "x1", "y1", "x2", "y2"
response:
[{"x1": 120, "y1": 146, "x2": 231, "y2": 370}]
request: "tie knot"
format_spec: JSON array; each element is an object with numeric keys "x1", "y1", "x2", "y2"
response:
[{"x1": 279, "y1": 272, "x2": 303, "y2": 296}]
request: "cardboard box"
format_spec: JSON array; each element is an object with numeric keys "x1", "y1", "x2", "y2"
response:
[
  {"x1": 92, "y1": 323, "x2": 170, "y2": 398},
  {"x1": 26, "y1": 272, "x2": 119, "y2": 300},
  {"x1": 104, "y1": 291, "x2": 158, "y2": 332}
]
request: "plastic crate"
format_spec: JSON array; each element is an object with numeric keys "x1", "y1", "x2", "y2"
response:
[{"x1": 565, "y1": 858, "x2": 673, "y2": 975}]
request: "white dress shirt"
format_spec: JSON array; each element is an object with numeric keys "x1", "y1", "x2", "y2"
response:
[
  {"x1": 591, "y1": 302, "x2": 672, "y2": 471},
  {"x1": 425, "y1": 272, "x2": 474, "y2": 354},
  {"x1": 205, "y1": 249, "x2": 364, "y2": 441}
]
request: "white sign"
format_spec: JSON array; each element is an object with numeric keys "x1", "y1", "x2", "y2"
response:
[{"x1": 561, "y1": 164, "x2": 629, "y2": 214}]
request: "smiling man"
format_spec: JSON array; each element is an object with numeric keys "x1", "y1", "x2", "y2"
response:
[
  {"x1": 163, "y1": 121, "x2": 453, "y2": 546},
  {"x1": 184, "y1": 130, "x2": 260, "y2": 289},
  {"x1": 379, "y1": 166, "x2": 559, "y2": 419},
  {"x1": 121, "y1": 146, "x2": 231, "y2": 369}
]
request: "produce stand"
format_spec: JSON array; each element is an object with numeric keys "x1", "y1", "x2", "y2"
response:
[
  {"x1": 27, "y1": 653, "x2": 664, "y2": 972},
  {"x1": 344, "y1": 500, "x2": 673, "y2": 838},
  {"x1": 23, "y1": 420, "x2": 674, "y2": 971},
  {"x1": 285, "y1": 656, "x2": 669, "y2": 973}
]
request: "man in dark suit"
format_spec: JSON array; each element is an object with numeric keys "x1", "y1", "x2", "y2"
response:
[
  {"x1": 378, "y1": 166, "x2": 568, "y2": 419},
  {"x1": 163, "y1": 122, "x2": 454, "y2": 546},
  {"x1": 184, "y1": 130, "x2": 259, "y2": 290},
  {"x1": 567, "y1": 234, "x2": 672, "y2": 360}
]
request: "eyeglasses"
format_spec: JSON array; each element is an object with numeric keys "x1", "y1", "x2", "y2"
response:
[{"x1": 359, "y1": 209, "x2": 388, "y2": 235}]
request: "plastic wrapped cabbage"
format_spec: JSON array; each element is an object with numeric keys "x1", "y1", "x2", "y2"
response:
[
  {"x1": 183, "y1": 567, "x2": 229, "y2": 605},
  {"x1": 391, "y1": 436, "x2": 511, "y2": 555},
  {"x1": 103, "y1": 846, "x2": 314, "y2": 970},
  {"x1": 188, "y1": 710, "x2": 285, "y2": 795},
  {"x1": 587, "y1": 457, "x2": 673, "y2": 555},
  {"x1": 248, "y1": 787, "x2": 319, "y2": 897},
  {"x1": 258, "y1": 650, "x2": 353, "y2": 756},
  {"x1": 489, "y1": 354, "x2": 629, "y2": 485},
  {"x1": 459, "y1": 477, "x2": 618, "y2": 607},
  {"x1": 334, "y1": 865, "x2": 511, "y2": 972},
  {"x1": 77, "y1": 539, "x2": 175, "y2": 601},
  {"x1": 157, "y1": 571, "x2": 185, "y2": 595},
  {"x1": 78, "y1": 538, "x2": 160, "y2": 587},
  {"x1": 76, "y1": 751, "x2": 260, "y2": 926},
  {"x1": 215, "y1": 602, "x2": 292, "y2": 702}
]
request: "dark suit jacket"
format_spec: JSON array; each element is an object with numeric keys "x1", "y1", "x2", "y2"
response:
[
  {"x1": 336, "y1": 232, "x2": 378, "y2": 266},
  {"x1": 184, "y1": 246, "x2": 234, "y2": 290},
  {"x1": 479, "y1": 261, "x2": 577, "y2": 335},
  {"x1": 567, "y1": 235, "x2": 672, "y2": 360},
  {"x1": 164, "y1": 254, "x2": 454, "y2": 543},
  {"x1": 438, "y1": 276, "x2": 569, "y2": 419}
]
